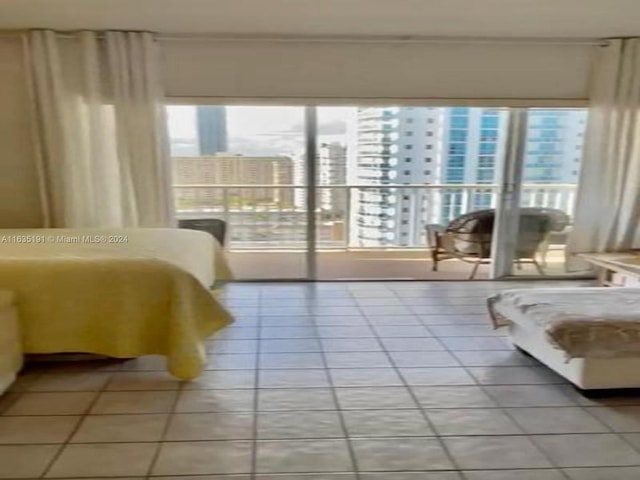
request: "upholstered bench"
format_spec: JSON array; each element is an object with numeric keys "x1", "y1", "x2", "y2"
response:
[
  {"x1": 488, "y1": 287, "x2": 640, "y2": 390},
  {"x1": 0, "y1": 291, "x2": 21, "y2": 394}
]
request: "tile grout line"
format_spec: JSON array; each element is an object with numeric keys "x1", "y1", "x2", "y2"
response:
[
  {"x1": 6, "y1": 429, "x2": 640, "y2": 448},
  {"x1": 38, "y1": 369, "x2": 116, "y2": 479},
  {"x1": 6, "y1": 281, "x2": 636, "y2": 479},
  {"x1": 312, "y1": 287, "x2": 363, "y2": 479},
  {"x1": 399, "y1": 285, "x2": 637, "y2": 476},
  {"x1": 145, "y1": 374, "x2": 184, "y2": 478},
  {"x1": 352, "y1": 288, "x2": 465, "y2": 474},
  {"x1": 430, "y1": 296, "x2": 583, "y2": 478},
  {"x1": 249, "y1": 288, "x2": 265, "y2": 480},
  {"x1": 432, "y1": 303, "x2": 566, "y2": 473}
]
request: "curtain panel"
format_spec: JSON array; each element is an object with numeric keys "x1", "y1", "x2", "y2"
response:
[
  {"x1": 567, "y1": 38, "x2": 640, "y2": 266},
  {"x1": 29, "y1": 30, "x2": 173, "y2": 227}
]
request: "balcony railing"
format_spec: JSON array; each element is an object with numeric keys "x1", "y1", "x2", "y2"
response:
[{"x1": 174, "y1": 183, "x2": 577, "y2": 250}]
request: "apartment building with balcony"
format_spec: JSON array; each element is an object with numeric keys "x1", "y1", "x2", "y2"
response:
[
  {"x1": 173, "y1": 154, "x2": 294, "y2": 210},
  {"x1": 352, "y1": 107, "x2": 586, "y2": 248}
]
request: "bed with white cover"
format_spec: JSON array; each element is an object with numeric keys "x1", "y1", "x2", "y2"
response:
[{"x1": 488, "y1": 287, "x2": 640, "y2": 390}]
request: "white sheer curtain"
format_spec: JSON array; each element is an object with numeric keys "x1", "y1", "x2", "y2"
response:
[
  {"x1": 568, "y1": 39, "x2": 640, "y2": 266},
  {"x1": 29, "y1": 30, "x2": 173, "y2": 227}
]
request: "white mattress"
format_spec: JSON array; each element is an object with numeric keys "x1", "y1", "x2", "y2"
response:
[{"x1": 490, "y1": 287, "x2": 640, "y2": 358}]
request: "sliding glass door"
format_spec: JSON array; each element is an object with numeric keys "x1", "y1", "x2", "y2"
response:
[
  {"x1": 166, "y1": 103, "x2": 587, "y2": 281},
  {"x1": 167, "y1": 105, "x2": 310, "y2": 279},
  {"x1": 492, "y1": 108, "x2": 588, "y2": 278},
  {"x1": 314, "y1": 106, "x2": 509, "y2": 280}
]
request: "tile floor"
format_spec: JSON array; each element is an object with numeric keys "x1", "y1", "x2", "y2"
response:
[{"x1": 3, "y1": 280, "x2": 640, "y2": 479}]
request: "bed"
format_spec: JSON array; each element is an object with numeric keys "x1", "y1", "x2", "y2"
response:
[
  {"x1": 0, "y1": 291, "x2": 21, "y2": 394},
  {"x1": 0, "y1": 228, "x2": 233, "y2": 380},
  {"x1": 488, "y1": 287, "x2": 640, "y2": 390}
]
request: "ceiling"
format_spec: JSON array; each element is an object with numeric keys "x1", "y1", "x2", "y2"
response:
[{"x1": 0, "y1": 0, "x2": 639, "y2": 38}]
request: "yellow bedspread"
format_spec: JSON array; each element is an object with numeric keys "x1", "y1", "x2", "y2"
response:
[{"x1": 0, "y1": 228, "x2": 233, "y2": 380}]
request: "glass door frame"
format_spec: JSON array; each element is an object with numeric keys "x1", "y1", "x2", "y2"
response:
[
  {"x1": 490, "y1": 107, "x2": 589, "y2": 280},
  {"x1": 304, "y1": 106, "x2": 318, "y2": 280},
  {"x1": 490, "y1": 108, "x2": 527, "y2": 279}
]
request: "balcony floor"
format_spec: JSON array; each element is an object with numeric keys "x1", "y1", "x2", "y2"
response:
[{"x1": 227, "y1": 249, "x2": 578, "y2": 281}]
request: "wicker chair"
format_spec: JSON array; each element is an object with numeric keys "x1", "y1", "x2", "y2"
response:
[
  {"x1": 521, "y1": 207, "x2": 570, "y2": 268},
  {"x1": 425, "y1": 208, "x2": 554, "y2": 279}
]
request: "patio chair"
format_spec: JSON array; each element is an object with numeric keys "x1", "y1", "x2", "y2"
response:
[
  {"x1": 521, "y1": 207, "x2": 570, "y2": 268},
  {"x1": 425, "y1": 208, "x2": 553, "y2": 279},
  {"x1": 178, "y1": 218, "x2": 227, "y2": 246}
]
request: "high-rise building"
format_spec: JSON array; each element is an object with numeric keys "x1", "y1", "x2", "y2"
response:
[
  {"x1": 440, "y1": 107, "x2": 509, "y2": 220},
  {"x1": 352, "y1": 107, "x2": 453, "y2": 247},
  {"x1": 351, "y1": 107, "x2": 585, "y2": 247},
  {"x1": 196, "y1": 106, "x2": 228, "y2": 155},
  {"x1": 318, "y1": 142, "x2": 347, "y2": 212},
  {"x1": 173, "y1": 154, "x2": 294, "y2": 210},
  {"x1": 523, "y1": 109, "x2": 587, "y2": 183}
]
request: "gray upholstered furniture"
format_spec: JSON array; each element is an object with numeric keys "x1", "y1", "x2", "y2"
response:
[
  {"x1": 178, "y1": 218, "x2": 227, "y2": 246},
  {"x1": 425, "y1": 208, "x2": 559, "y2": 279}
]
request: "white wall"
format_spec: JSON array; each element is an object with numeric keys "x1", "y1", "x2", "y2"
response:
[
  {"x1": 0, "y1": 36, "x2": 43, "y2": 227},
  {"x1": 161, "y1": 39, "x2": 594, "y2": 104}
]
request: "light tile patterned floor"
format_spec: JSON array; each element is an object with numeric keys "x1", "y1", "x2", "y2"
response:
[{"x1": 4, "y1": 280, "x2": 640, "y2": 479}]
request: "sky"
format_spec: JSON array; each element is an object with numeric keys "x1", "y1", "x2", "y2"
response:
[
  {"x1": 166, "y1": 105, "x2": 356, "y2": 157},
  {"x1": 167, "y1": 105, "x2": 354, "y2": 140}
]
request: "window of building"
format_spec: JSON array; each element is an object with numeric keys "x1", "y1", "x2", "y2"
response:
[
  {"x1": 448, "y1": 155, "x2": 465, "y2": 167},
  {"x1": 425, "y1": 157, "x2": 432, "y2": 163},
  {"x1": 479, "y1": 143, "x2": 496, "y2": 155},
  {"x1": 405, "y1": 131, "x2": 414, "y2": 136},
  {"x1": 403, "y1": 170, "x2": 411, "y2": 175},
  {"x1": 450, "y1": 117, "x2": 468, "y2": 129},
  {"x1": 480, "y1": 129, "x2": 498, "y2": 142},
  {"x1": 406, "y1": 118, "x2": 414, "y2": 124},
  {"x1": 478, "y1": 156, "x2": 495, "y2": 168},
  {"x1": 449, "y1": 144, "x2": 466, "y2": 155},
  {"x1": 481, "y1": 116, "x2": 499, "y2": 129},
  {"x1": 405, "y1": 145, "x2": 413, "y2": 150},
  {"x1": 446, "y1": 168, "x2": 465, "y2": 183},
  {"x1": 540, "y1": 117, "x2": 559, "y2": 127},
  {"x1": 405, "y1": 157, "x2": 412, "y2": 162},
  {"x1": 539, "y1": 143, "x2": 557, "y2": 152},
  {"x1": 424, "y1": 170, "x2": 431, "y2": 175},
  {"x1": 426, "y1": 145, "x2": 433, "y2": 150},
  {"x1": 477, "y1": 169, "x2": 495, "y2": 182},
  {"x1": 539, "y1": 129, "x2": 558, "y2": 139},
  {"x1": 449, "y1": 130, "x2": 468, "y2": 142}
]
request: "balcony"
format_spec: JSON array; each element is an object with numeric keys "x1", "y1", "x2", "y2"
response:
[{"x1": 174, "y1": 183, "x2": 578, "y2": 280}]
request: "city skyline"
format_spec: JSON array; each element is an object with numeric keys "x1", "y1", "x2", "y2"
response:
[{"x1": 167, "y1": 106, "x2": 586, "y2": 248}]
